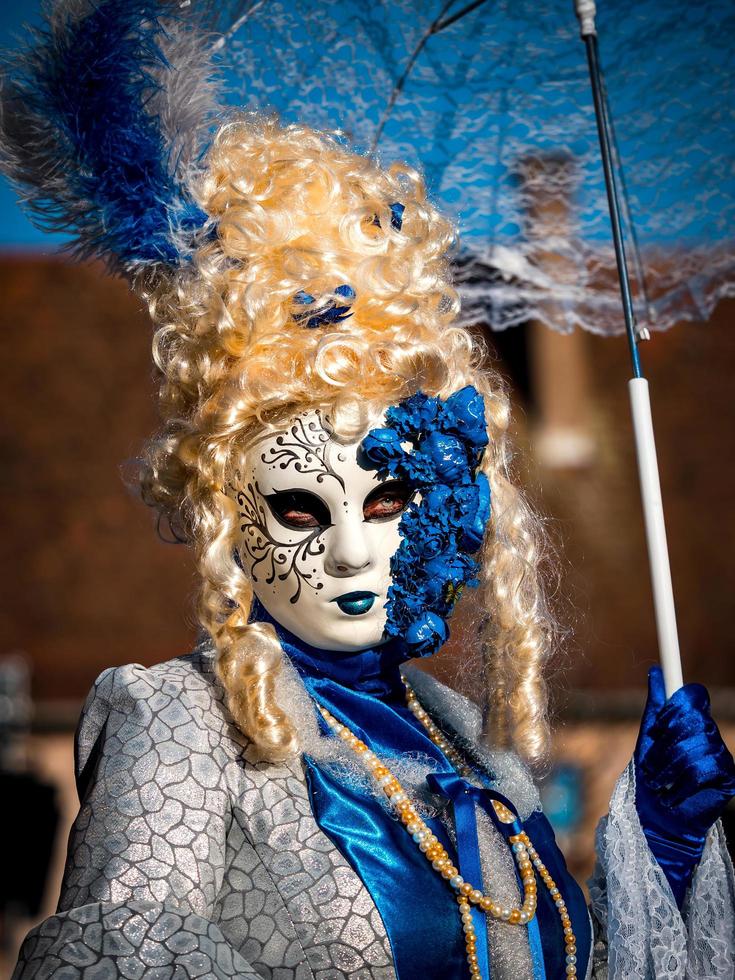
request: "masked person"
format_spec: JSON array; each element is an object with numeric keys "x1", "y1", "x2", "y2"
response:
[{"x1": 3, "y1": 4, "x2": 734, "y2": 979}]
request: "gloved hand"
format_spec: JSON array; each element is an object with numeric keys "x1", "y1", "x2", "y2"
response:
[{"x1": 634, "y1": 665, "x2": 735, "y2": 908}]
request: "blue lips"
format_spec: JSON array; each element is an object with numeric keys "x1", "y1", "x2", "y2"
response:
[{"x1": 332, "y1": 591, "x2": 377, "y2": 616}]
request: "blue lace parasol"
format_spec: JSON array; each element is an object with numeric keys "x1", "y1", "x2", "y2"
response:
[{"x1": 223, "y1": 0, "x2": 734, "y2": 336}]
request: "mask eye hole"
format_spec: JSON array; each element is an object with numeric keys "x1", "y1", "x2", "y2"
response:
[
  {"x1": 265, "y1": 490, "x2": 331, "y2": 530},
  {"x1": 363, "y1": 480, "x2": 413, "y2": 523}
]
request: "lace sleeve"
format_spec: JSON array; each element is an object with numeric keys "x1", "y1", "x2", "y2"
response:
[{"x1": 588, "y1": 761, "x2": 735, "y2": 979}]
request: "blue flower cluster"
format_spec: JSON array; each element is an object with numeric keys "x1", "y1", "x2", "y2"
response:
[{"x1": 363, "y1": 386, "x2": 491, "y2": 658}]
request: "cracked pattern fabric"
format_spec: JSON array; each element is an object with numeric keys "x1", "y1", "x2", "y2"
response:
[
  {"x1": 12, "y1": 902, "x2": 262, "y2": 979},
  {"x1": 588, "y1": 761, "x2": 735, "y2": 979},
  {"x1": 14, "y1": 648, "x2": 395, "y2": 980},
  {"x1": 13, "y1": 646, "x2": 575, "y2": 979}
]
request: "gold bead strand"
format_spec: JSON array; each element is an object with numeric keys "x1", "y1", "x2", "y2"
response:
[
  {"x1": 318, "y1": 706, "x2": 538, "y2": 919},
  {"x1": 404, "y1": 682, "x2": 577, "y2": 970},
  {"x1": 458, "y1": 895, "x2": 482, "y2": 980},
  {"x1": 317, "y1": 698, "x2": 578, "y2": 978},
  {"x1": 404, "y1": 681, "x2": 472, "y2": 777},
  {"x1": 525, "y1": 837, "x2": 578, "y2": 977}
]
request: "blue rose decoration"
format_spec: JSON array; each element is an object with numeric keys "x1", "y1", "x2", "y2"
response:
[
  {"x1": 416, "y1": 575, "x2": 452, "y2": 606},
  {"x1": 386, "y1": 392, "x2": 440, "y2": 436},
  {"x1": 414, "y1": 526, "x2": 453, "y2": 560},
  {"x1": 417, "y1": 432, "x2": 469, "y2": 484},
  {"x1": 363, "y1": 386, "x2": 491, "y2": 659},
  {"x1": 453, "y1": 473, "x2": 491, "y2": 552},
  {"x1": 405, "y1": 611, "x2": 449, "y2": 658},
  {"x1": 443, "y1": 386, "x2": 489, "y2": 450},
  {"x1": 362, "y1": 427, "x2": 405, "y2": 470},
  {"x1": 423, "y1": 484, "x2": 453, "y2": 511},
  {"x1": 424, "y1": 552, "x2": 480, "y2": 591}
]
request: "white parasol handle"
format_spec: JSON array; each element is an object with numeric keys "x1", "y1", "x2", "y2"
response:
[{"x1": 628, "y1": 378, "x2": 684, "y2": 696}]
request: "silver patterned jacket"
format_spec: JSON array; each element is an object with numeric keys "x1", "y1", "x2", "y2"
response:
[{"x1": 12, "y1": 645, "x2": 735, "y2": 980}]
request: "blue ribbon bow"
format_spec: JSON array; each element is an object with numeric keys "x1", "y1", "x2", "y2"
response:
[{"x1": 427, "y1": 773, "x2": 547, "y2": 980}]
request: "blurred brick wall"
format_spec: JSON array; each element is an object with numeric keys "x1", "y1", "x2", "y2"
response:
[
  {"x1": 1, "y1": 256, "x2": 734, "y2": 704},
  {"x1": 2, "y1": 256, "x2": 734, "y2": 976},
  {"x1": 0, "y1": 258, "x2": 197, "y2": 702},
  {"x1": 525, "y1": 301, "x2": 735, "y2": 691}
]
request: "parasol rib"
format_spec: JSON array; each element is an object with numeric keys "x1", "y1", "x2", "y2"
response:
[
  {"x1": 599, "y1": 70, "x2": 654, "y2": 336},
  {"x1": 211, "y1": 0, "x2": 265, "y2": 51},
  {"x1": 371, "y1": 0, "x2": 490, "y2": 152}
]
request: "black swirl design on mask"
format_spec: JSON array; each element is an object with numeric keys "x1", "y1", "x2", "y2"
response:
[
  {"x1": 231, "y1": 478, "x2": 326, "y2": 605},
  {"x1": 260, "y1": 414, "x2": 345, "y2": 490}
]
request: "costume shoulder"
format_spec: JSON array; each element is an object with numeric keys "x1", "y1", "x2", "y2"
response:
[
  {"x1": 74, "y1": 643, "x2": 242, "y2": 801},
  {"x1": 12, "y1": 647, "x2": 272, "y2": 980},
  {"x1": 60, "y1": 643, "x2": 250, "y2": 916}
]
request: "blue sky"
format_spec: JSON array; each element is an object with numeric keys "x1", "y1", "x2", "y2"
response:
[{"x1": 0, "y1": 5, "x2": 59, "y2": 251}]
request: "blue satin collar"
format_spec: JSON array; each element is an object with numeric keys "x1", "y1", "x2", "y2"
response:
[
  {"x1": 251, "y1": 601, "x2": 409, "y2": 699},
  {"x1": 254, "y1": 607, "x2": 591, "y2": 979},
  {"x1": 257, "y1": 607, "x2": 469, "y2": 977}
]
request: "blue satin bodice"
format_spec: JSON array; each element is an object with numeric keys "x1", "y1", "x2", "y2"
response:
[{"x1": 259, "y1": 610, "x2": 592, "y2": 979}]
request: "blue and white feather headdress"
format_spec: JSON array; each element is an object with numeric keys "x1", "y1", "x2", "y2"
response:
[{"x1": 0, "y1": 0, "x2": 241, "y2": 276}]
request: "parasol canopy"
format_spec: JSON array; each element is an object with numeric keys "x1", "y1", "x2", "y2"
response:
[{"x1": 225, "y1": 0, "x2": 735, "y2": 335}]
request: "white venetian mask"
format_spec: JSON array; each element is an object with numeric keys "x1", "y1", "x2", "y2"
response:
[{"x1": 231, "y1": 411, "x2": 413, "y2": 651}]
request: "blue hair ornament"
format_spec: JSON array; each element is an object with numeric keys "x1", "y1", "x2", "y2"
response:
[
  {"x1": 372, "y1": 201, "x2": 405, "y2": 232},
  {"x1": 390, "y1": 202, "x2": 405, "y2": 231},
  {"x1": 293, "y1": 284, "x2": 356, "y2": 329},
  {"x1": 363, "y1": 385, "x2": 491, "y2": 658}
]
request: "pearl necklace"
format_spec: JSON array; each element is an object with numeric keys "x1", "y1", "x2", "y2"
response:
[{"x1": 317, "y1": 682, "x2": 578, "y2": 980}]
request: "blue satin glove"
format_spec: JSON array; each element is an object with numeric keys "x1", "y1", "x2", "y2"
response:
[{"x1": 634, "y1": 666, "x2": 735, "y2": 908}]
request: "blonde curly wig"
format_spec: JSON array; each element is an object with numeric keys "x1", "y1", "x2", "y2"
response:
[{"x1": 139, "y1": 114, "x2": 553, "y2": 766}]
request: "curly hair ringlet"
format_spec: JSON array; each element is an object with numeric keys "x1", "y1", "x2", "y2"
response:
[{"x1": 137, "y1": 113, "x2": 554, "y2": 767}]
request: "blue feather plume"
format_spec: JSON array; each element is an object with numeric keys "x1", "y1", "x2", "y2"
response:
[{"x1": 0, "y1": 0, "x2": 223, "y2": 273}]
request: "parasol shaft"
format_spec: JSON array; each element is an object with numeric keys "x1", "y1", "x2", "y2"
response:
[
  {"x1": 582, "y1": 31, "x2": 641, "y2": 378},
  {"x1": 575, "y1": 0, "x2": 684, "y2": 695}
]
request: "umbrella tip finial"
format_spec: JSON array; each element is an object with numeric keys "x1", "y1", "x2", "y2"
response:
[{"x1": 574, "y1": 0, "x2": 597, "y2": 37}]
